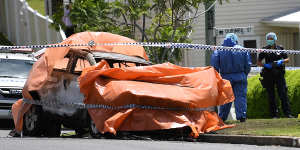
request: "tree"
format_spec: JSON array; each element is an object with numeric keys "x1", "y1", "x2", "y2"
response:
[{"x1": 52, "y1": 0, "x2": 226, "y2": 64}]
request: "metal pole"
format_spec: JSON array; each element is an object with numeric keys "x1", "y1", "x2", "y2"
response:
[
  {"x1": 142, "y1": 14, "x2": 146, "y2": 42},
  {"x1": 14, "y1": 0, "x2": 21, "y2": 45},
  {"x1": 49, "y1": 0, "x2": 53, "y2": 16},
  {"x1": 204, "y1": 1, "x2": 216, "y2": 66},
  {"x1": 44, "y1": 0, "x2": 48, "y2": 15},
  {"x1": 33, "y1": 11, "x2": 41, "y2": 45},
  {"x1": 25, "y1": 2, "x2": 32, "y2": 44},
  {"x1": 46, "y1": 16, "x2": 51, "y2": 43},
  {"x1": 5, "y1": 0, "x2": 11, "y2": 41},
  {"x1": 299, "y1": 24, "x2": 300, "y2": 48}
]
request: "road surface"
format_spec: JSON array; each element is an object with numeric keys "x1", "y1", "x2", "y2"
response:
[{"x1": 0, "y1": 129, "x2": 298, "y2": 150}]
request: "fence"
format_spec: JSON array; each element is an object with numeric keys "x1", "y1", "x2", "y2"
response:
[{"x1": 0, "y1": 0, "x2": 65, "y2": 46}]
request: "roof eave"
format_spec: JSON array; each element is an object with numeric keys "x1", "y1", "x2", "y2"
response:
[{"x1": 261, "y1": 20, "x2": 300, "y2": 28}]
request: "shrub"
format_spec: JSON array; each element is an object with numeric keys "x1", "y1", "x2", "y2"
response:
[
  {"x1": 247, "y1": 70, "x2": 300, "y2": 118},
  {"x1": 0, "y1": 32, "x2": 13, "y2": 45}
]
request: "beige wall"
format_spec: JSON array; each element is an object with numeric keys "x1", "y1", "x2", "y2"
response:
[{"x1": 184, "y1": 0, "x2": 300, "y2": 67}]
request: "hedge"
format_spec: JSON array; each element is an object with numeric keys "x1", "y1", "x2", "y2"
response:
[
  {"x1": 0, "y1": 32, "x2": 13, "y2": 46},
  {"x1": 247, "y1": 70, "x2": 300, "y2": 118}
]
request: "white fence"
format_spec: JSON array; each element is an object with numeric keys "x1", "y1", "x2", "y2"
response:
[{"x1": 0, "y1": 0, "x2": 65, "y2": 46}]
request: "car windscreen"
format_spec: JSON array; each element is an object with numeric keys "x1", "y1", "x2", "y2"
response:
[{"x1": 0, "y1": 58, "x2": 34, "y2": 78}]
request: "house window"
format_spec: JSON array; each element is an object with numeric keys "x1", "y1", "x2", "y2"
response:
[{"x1": 243, "y1": 40, "x2": 257, "y2": 66}]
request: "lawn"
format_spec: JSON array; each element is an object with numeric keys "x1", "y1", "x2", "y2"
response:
[
  {"x1": 62, "y1": 118, "x2": 300, "y2": 138},
  {"x1": 27, "y1": 0, "x2": 45, "y2": 16},
  {"x1": 217, "y1": 118, "x2": 300, "y2": 137}
]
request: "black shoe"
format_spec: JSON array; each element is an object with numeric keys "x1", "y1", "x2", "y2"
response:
[
  {"x1": 8, "y1": 129, "x2": 20, "y2": 137},
  {"x1": 286, "y1": 114, "x2": 295, "y2": 118},
  {"x1": 239, "y1": 118, "x2": 246, "y2": 122}
]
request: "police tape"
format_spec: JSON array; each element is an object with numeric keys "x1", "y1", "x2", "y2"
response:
[
  {"x1": 22, "y1": 98, "x2": 214, "y2": 112},
  {"x1": 1, "y1": 41, "x2": 300, "y2": 55},
  {"x1": 250, "y1": 67, "x2": 300, "y2": 73}
]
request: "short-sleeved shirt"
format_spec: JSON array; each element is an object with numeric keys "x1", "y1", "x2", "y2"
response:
[
  {"x1": 63, "y1": 7, "x2": 72, "y2": 27},
  {"x1": 258, "y1": 45, "x2": 287, "y2": 70}
]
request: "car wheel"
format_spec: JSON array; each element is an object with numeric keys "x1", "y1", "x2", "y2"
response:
[
  {"x1": 43, "y1": 117, "x2": 61, "y2": 137},
  {"x1": 89, "y1": 119, "x2": 101, "y2": 138},
  {"x1": 23, "y1": 105, "x2": 44, "y2": 136}
]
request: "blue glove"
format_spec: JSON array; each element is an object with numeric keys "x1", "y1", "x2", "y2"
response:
[
  {"x1": 277, "y1": 59, "x2": 284, "y2": 66},
  {"x1": 263, "y1": 63, "x2": 272, "y2": 69}
]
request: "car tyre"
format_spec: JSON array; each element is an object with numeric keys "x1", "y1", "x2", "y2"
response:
[
  {"x1": 43, "y1": 117, "x2": 61, "y2": 137},
  {"x1": 89, "y1": 119, "x2": 102, "y2": 138},
  {"x1": 23, "y1": 105, "x2": 44, "y2": 136}
]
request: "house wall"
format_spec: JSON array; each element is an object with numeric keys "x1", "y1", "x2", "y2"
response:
[{"x1": 184, "y1": 0, "x2": 300, "y2": 67}]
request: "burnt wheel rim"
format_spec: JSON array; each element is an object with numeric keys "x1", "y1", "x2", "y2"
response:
[
  {"x1": 91, "y1": 120, "x2": 98, "y2": 134},
  {"x1": 24, "y1": 107, "x2": 38, "y2": 131}
]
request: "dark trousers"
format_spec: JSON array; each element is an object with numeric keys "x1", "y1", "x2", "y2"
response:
[
  {"x1": 65, "y1": 26, "x2": 75, "y2": 37},
  {"x1": 263, "y1": 71, "x2": 291, "y2": 117}
]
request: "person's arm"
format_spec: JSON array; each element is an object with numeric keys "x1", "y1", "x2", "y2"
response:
[
  {"x1": 282, "y1": 52, "x2": 289, "y2": 63},
  {"x1": 277, "y1": 49, "x2": 289, "y2": 66},
  {"x1": 245, "y1": 52, "x2": 251, "y2": 75},
  {"x1": 278, "y1": 58, "x2": 289, "y2": 65},
  {"x1": 257, "y1": 52, "x2": 273, "y2": 69},
  {"x1": 284, "y1": 58, "x2": 289, "y2": 63},
  {"x1": 257, "y1": 53, "x2": 264, "y2": 67},
  {"x1": 257, "y1": 61, "x2": 263, "y2": 67},
  {"x1": 211, "y1": 51, "x2": 220, "y2": 72}
]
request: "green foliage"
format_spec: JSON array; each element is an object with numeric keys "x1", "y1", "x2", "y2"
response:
[
  {"x1": 51, "y1": 0, "x2": 220, "y2": 63},
  {"x1": 145, "y1": 8, "x2": 192, "y2": 63},
  {"x1": 51, "y1": 4, "x2": 64, "y2": 31},
  {"x1": 246, "y1": 74, "x2": 269, "y2": 118},
  {"x1": 247, "y1": 70, "x2": 300, "y2": 118},
  {"x1": 0, "y1": 32, "x2": 14, "y2": 45}
]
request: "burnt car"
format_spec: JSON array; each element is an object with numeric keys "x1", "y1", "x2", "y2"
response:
[
  {"x1": 0, "y1": 50, "x2": 35, "y2": 123},
  {"x1": 21, "y1": 49, "x2": 151, "y2": 137},
  {"x1": 11, "y1": 32, "x2": 234, "y2": 138}
]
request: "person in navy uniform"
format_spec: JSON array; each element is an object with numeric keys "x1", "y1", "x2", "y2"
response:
[
  {"x1": 62, "y1": 2, "x2": 74, "y2": 37},
  {"x1": 211, "y1": 33, "x2": 251, "y2": 122},
  {"x1": 257, "y1": 32, "x2": 294, "y2": 118}
]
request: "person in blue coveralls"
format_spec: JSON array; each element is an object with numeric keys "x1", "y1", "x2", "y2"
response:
[{"x1": 211, "y1": 33, "x2": 251, "y2": 122}]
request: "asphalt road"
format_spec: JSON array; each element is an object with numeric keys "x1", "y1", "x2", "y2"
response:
[{"x1": 0, "y1": 129, "x2": 298, "y2": 150}]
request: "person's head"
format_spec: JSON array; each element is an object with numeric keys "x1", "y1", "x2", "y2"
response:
[
  {"x1": 65, "y1": 1, "x2": 72, "y2": 9},
  {"x1": 65, "y1": 4, "x2": 70, "y2": 9},
  {"x1": 222, "y1": 33, "x2": 238, "y2": 47},
  {"x1": 266, "y1": 32, "x2": 277, "y2": 46}
]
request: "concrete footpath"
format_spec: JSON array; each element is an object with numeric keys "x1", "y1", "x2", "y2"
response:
[{"x1": 198, "y1": 134, "x2": 300, "y2": 148}]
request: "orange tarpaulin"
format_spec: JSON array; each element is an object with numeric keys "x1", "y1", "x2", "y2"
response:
[
  {"x1": 11, "y1": 32, "x2": 235, "y2": 137},
  {"x1": 12, "y1": 32, "x2": 149, "y2": 132},
  {"x1": 79, "y1": 61, "x2": 235, "y2": 137}
]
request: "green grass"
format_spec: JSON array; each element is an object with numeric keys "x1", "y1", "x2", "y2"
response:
[
  {"x1": 27, "y1": 0, "x2": 45, "y2": 16},
  {"x1": 217, "y1": 118, "x2": 300, "y2": 137}
]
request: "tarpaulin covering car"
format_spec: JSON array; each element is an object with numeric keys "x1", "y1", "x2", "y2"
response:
[{"x1": 11, "y1": 32, "x2": 235, "y2": 138}]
